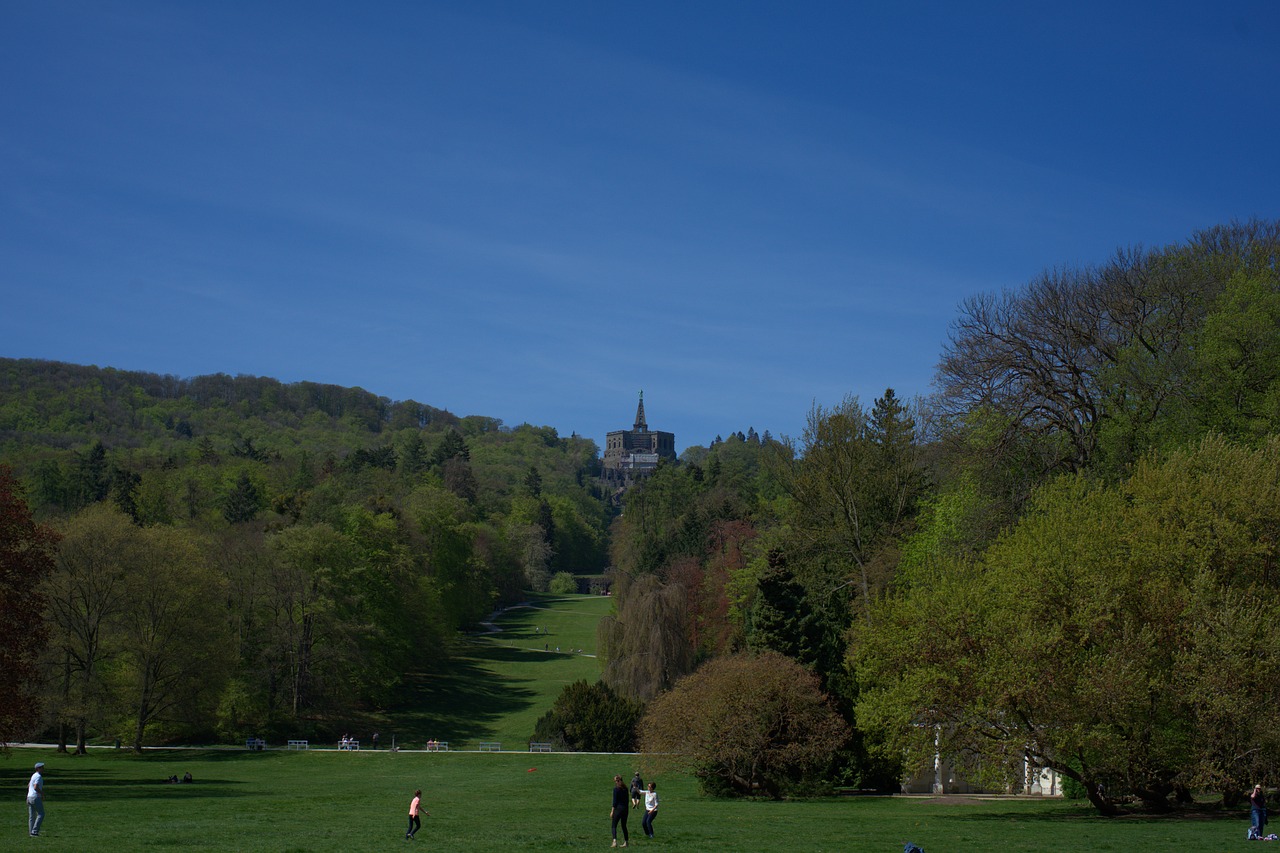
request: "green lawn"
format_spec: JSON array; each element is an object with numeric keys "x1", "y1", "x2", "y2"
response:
[
  {"x1": 382, "y1": 593, "x2": 613, "y2": 750},
  {"x1": 2, "y1": 747, "x2": 1253, "y2": 852},
  {"x1": 6, "y1": 592, "x2": 1256, "y2": 850}
]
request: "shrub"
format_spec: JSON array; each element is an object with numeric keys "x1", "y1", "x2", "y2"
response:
[
  {"x1": 548, "y1": 572, "x2": 578, "y2": 595},
  {"x1": 533, "y1": 679, "x2": 643, "y2": 752},
  {"x1": 638, "y1": 650, "x2": 849, "y2": 798}
]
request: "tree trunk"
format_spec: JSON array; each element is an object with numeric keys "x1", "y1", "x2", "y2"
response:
[
  {"x1": 1133, "y1": 781, "x2": 1174, "y2": 811},
  {"x1": 1084, "y1": 782, "x2": 1123, "y2": 817}
]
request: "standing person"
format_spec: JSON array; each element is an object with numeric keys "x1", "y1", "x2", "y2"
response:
[
  {"x1": 629, "y1": 771, "x2": 644, "y2": 809},
  {"x1": 28, "y1": 762, "x2": 45, "y2": 837},
  {"x1": 642, "y1": 781, "x2": 660, "y2": 838},
  {"x1": 1252, "y1": 784, "x2": 1268, "y2": 838},
  {"x1": 610, "y1": 774, "x2": 629, "y2": 848},
  {"x1": 406, "y1": 788, "x2": 428, "y2": 840}
]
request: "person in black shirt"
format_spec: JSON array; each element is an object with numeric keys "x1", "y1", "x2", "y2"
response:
[{"x1": 610, "y1": 774, "x2": 629, "y2": 847}]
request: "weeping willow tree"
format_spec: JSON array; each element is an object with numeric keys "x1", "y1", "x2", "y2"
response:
[{"x1": 598, "y1": 572, "x2": 694, "y2": 701}]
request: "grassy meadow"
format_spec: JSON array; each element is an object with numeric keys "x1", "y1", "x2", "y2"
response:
[
  {"x1": 4, "y1": 593, "x2": 1255, "y2": 850},
  {"x1": 2, "y1": 747, "x2": 1252, "y2": 852},
  {"x1": 385, "y1": 593, "x2": 611, "y2": 750}
]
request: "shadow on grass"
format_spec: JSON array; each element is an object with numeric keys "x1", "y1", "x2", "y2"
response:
[
  {"x1": 388, "y1": 652, "x2": 538, "y2": 746},
  {"x1": 0, "y1": 765, "x2": 248, "y2": 802},
  {"x1": 934, "y1": 803, "x2": 1244, "y2": 824}
]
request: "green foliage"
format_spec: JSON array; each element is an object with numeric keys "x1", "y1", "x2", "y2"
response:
[
  {"x1": 0, "y1": 358, "x2": 615, "y2": 744},
  {"x1": 855, "y1": 436, "x2": 1280, "y2": 813},
  {"x1": 222, "y1": 470, "x2": 263, "y2": 523},
  {"x1": 747, "y1": 557, "x2": 823, "y2": 666},
  {"x1": 548, "y1": 572, "x2": 578, "y2": 595},
  {"x1": 639, "y1": 650, "x2": 849, "y2": 798},
  {"x1": 532, "y1": 678, "x2": 642, "y2": 751},
  {"x1": 769, "y1": 392, "x2": 925, "y2": 628},
  {"x1": 938, "y1": 220, "x2": 1280, "y2": 495},
  {"x1": 1193, "y1": 269, "x2": 1280, "y2": 439}
]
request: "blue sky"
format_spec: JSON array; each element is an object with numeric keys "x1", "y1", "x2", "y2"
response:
[{"x1": 3, "y1": 1, "x2": 1278, "y2": 452}]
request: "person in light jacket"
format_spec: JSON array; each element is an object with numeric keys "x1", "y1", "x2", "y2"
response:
[
  {"x1": 642, "y1": 781, "x2": 660, "y2": 838},
  {"x1": 28, "y1": 762, "x2": 46, "y2": 837}
]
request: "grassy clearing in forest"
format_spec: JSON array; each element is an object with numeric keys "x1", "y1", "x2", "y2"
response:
[
  {"x1": 381, "y1": 592, "x2": 613, "y2": 750},
  {"x1": 3, "y1": 747, "x2": 1251, "y2": 852}
]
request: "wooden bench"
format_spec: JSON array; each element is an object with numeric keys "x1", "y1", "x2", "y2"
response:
[
  {"x1": 245, "y1": 738, "x2": 265, "y2": 751},
  {"x1": 478, "y1": 741, "x2": 502, "y2": 752},
  {"x1": 287, "y1": 739, "x2": 308, "y2": 750},
  {"x1": 529, "y1": 742, "x2": 553, "y2": 752}
]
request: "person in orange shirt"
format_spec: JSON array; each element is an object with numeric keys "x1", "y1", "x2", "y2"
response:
[{"x1": 406, "y1": 788, "x2": 428, "y2": 840}]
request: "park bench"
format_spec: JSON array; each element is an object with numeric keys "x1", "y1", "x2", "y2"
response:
[
  {"x1": 245, "y1": 737, "x2": 266, "y2": 751},
  {"x1": 478, "y1": 741, "x2": 502, "y2": 752},
  {"x1": 340, "y1": 740, "x2": 360, "y2": 750},
  {"x1": 287, "y1": 739, "x2": 308, "y2": 750},
  {"x1": 529, "y1": 742, "x2": 553, "y2": 753},
  {"x1": 425, "y1": 741, "x2": 449, "y2": 752}
]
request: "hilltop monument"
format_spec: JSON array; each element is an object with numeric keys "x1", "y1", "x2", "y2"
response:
[{"x1": 601, "y1": 391, "x2": 676, "y2": 488}]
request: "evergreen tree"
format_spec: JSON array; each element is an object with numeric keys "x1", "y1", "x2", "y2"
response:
[
  {"x1": 432, "y1": 429, "x2": 470, "y2": 466},
  {"x1": 748, "y1": 558, "x2": 820, "y2": 665},
  {"x1": 223, "y1": 472, "x2": 262, "y2": 524},
  {"x1": 72, "y1": 441, "x2": 109, "y2": 508},
  {"x1": 524, "y1": 466, "x2": 543, "y2": 497},
  {"x1": 109, "y1": 466, "x2": 142, "y2": 524},
  {"x1": 32, "y1": 458, "x2": 68, "y2": 511},
  {"x1": 400, "y1": 433, "x2": 428, "y2": 475}
]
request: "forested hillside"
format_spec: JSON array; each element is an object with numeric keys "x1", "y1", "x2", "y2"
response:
[{"x1": 0, "y1": 360, "x2": 611, "y2": 749}]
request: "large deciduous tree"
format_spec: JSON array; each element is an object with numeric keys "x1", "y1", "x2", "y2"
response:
[
  {"x1": 115, "y1": 525, "x2": 231, "y2": 751},
  {"x1": 0, "y1": 466, "x2": 58, "y2": 747},
  {"x1": 936, "y1": 220, "x2": 1280, "y2": 491},
  {"x1": 45, "y1": 504, "x2": 136, "y2": 753},
  {"x1": 855, "y1": 435, "x2": 1280, "y2": 814}
]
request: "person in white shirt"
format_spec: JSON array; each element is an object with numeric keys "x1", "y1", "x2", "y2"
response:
[
  {"x1": 642, "y1": 782, "x2": 660, "y2": 838},
  {"x1": 28, "y1": 762, "x2": 45, "y2": 837}
]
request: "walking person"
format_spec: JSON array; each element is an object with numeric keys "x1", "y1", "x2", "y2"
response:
[
  {"x1": 28, "y1": 762, "x2": 45, "y2": 837},
  {"x1": 406, "y1": 787, "x2": 428, "y2": 840},
  {"x1": 1252, "y1": 784, "x2": 1268, "y2": 839},
  {"x1": 629, "y1": 771, "x2": 644, "y2": 809},
  {"x1": 642, "y1": 781, "x2": 660, "y2": 838},
  {"x1": 610, "y1": 774, "x2": 629, "y2": 847}
]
